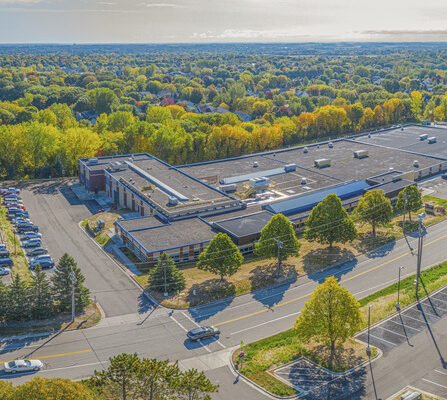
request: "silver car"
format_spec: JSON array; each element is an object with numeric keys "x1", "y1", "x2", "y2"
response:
[
  {"x1": 3, "y1": 359, "x2": 43, "y2": 373},
  {"x1": 0, "y1": 267, "x2": 10, "y2": 276}
]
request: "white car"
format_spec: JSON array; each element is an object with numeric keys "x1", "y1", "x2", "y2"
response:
[{"x1": 3, "y1": 359, "x2": 43, "y2": 373}]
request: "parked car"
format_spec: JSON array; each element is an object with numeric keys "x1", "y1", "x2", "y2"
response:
[
  {"x1": 0, "y1": 244, "x2": 7, "y2": 251},
  {"x1": 3, "y1": 359, "x2": 43, "y2": 373},
  {"x1": 22, "y1": 232, "x2": 42, "y2": 240},
  {"x1": 30, "y1": 258, "x2": 54, "y2": 270},
  {"x1": 11, "y1": 211, "x2": 29, "y2": 219},
  {"x1": 186, "y1": 326, "x2": 220, "y2": 341},
  {"x1": 0, "y1": 267, "x2": 10, "y2": 276},
  {"x1": 0, "y1": 257, "x2": 13, "y2": 267},
  {"x1": 17, "y1": 224, "x2": 39, "y2": 233},
  {"x1": 22, "y1": 239, "x2": 42, "y2": 248},
  {"x1": 13, "y1": 218, "x2": 31, "y2": 226},
  {"x1": 30, "y1": 254, "x2": 52, "y2": 263},
  {"x1": 0, "y1": 250, "x2": 10, "y2": 258},
  {"x1": 26, "y1": 247, "x2": 48, "y2": 257}
]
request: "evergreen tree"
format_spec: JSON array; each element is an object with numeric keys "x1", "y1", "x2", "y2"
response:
[
  {"x1": 30, "y1": 265, "x2": 54, "y2": 320},
  {"x1": 0, "y1": 280, "x2": 8, "y2": 322},
  {"x1": 254, "y1": 214, "x2": 300, "y2": 275},
  {"x1": 294, "y1": 276, "x2": 363, "y2": 370},
  {"x1": 197, "y1": 233, "x2": 243, "y2": 281},
  {"x1": 396, "y1": 185, "x2": 423, "y2": 221},
  {"x1": 176, "y1": 368, "x2": 219, "y2": 400},
  {"x1": 52, "y1": 253, "x2": 90, "y2": 313},
  {"x1": 7, "y1": 274, "x2": 30, "y2": 321},
  {"x1": 355, "y1": 189, "x2": 393, "y2": 237},
  {"x1": 148, "y1": 253, "x2": 185, "y2": 294},
  {"x1": 305, "y1": 194, "x2": 357, "y2": 248}
]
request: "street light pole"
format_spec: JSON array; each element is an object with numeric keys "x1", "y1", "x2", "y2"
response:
[
  {"x1": 396, "y1": 266, "x2": 405, "y2": 311},
  {"x1": 69, "y1": 270, "x2": 77, "y2": 322},
  {"x1": 415, "y1": 212, "x2": 426, "y2": 297},
  {"x1": 366, "y1": 304, "x2": 372, "y2": 357}
]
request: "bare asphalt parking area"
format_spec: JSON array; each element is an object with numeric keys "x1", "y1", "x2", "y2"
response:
[{"x1": 357, "y1": 286, "x2": 447, "y2": 354}]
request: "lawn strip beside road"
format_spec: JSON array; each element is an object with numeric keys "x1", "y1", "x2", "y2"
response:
[{"x1": 233, "y1": 261, "x2": 447, "y2": 397}]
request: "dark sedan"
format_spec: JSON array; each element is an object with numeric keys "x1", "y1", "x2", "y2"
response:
[{"x1": 187, "y1": 326, "x2": 220, "y2": 341}]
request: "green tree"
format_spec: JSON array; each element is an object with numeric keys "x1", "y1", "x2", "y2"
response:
[
  {"x1": 410, "y1": 91, "x2": 423, "y2": 120},
  {"x1": 305, "y1": 194, "x2": 357, "y2": 248},
  {"x1": 51, "y1": 253, "x2": 90, "y2": 313},
  {"x1": 197, "y1": 233, "x2": 243, "y2": 281},
  {"x1": 355, "y1": 189, "x2": 393, "y2": 237},
  {"x1": 254, "y1": 214, "x2": 300, "y2": 275},
  {"x1": 396, "y1": 185, "x2": 422, "y2": 221},
  {"x1": 89, "y1": 353, "x2": 140, "y2": 400},
  {"x1": 176, "y1": 368, "x2": 219, "y2": 400},
  {"x1": 87, "y1": 88, "x2": 119, "y2": 114},
  {"x1": 0, "y1": 280, "x2": 8, "y2": 321},
  {"x1": 0, "y1": 381, "x2": 13, "y2": 400},
  {"x1": 7, "y1": 274, "x2": 30, "y2": 321},
  {"x1": 148, "y1": 253, "x2": 185, "y2": 294},
  {"x1": 294, "y1": 276, "x2": 363, "y2": 370},
  {"x1": 30, "y1": 265, "x2": 54, "y2": 320},
  {"x1": 13, "y1": 377, "x2": 98, "y2": 400}
]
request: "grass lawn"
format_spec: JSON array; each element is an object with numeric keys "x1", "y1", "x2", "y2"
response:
[
  {"x1": 0, "y1": 207, "x2": 30, "y2": 281},
  {"x1": 82, "y1": 210, "x2": 128, "y2": 247},
  {"x1": 234, "y1": 261, "x2": 447, "y2": 397},
  {"x1": 140, "y1": 198, "x2": 445, "y2": 308},
  {"x1": 0, "y1": 303, "x2": 102, "y2": 336}
]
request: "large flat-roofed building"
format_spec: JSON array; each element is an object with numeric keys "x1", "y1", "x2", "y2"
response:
[{"x1": 78, "y1": 124, "x2": 447, "y2": 265}]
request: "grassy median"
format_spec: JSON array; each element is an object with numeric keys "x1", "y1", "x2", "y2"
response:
[{"x1": 233, "y1": 261, "x2": 447, "y2": 397}]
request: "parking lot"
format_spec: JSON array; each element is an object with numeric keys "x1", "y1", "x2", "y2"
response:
[
  {"x1": 420, "y1": 176, "x2": 447, "y2": 200},
  {"x1": 414, "y1": 368, "x2": 447, "y2": 398},
  {"x1": 357, "y1": 286, "x2": 447, "y2": 354}
]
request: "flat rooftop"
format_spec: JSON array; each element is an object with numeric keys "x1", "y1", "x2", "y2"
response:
[
  {"x1": 81, "y1": 153, "x2": 152, "y2": 171},
  {"x1": 109, "y1": 157, "x2": 238, "y2": 216},
  {"x1": 130, "y1": 218, "x2": 215, "y2": 252},
  {"x1": 117, "y1": 215, "x2": 165, "y2": 231},
  {"x1": 352, "y1": 125, "x2": 447, "y2": 160}
]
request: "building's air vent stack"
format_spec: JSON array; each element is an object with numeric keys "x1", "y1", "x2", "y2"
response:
[
  {"x1": 167, "y1": 196, "x2": 179, "y2": 206},
  {"x1": 413, "y1": 160, "x2": 420, "y2": 168}
]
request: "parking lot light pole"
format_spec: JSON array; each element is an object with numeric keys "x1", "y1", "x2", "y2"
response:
[
  {"x1": 415, "y1": 212, "x2": 426, "y2": 297},
  {"x1": 366, "y1": 305, "x2": 372, "y2": 357},
  {"x1": 396, "y1": 266, "x2": 405, "y2": 311}
]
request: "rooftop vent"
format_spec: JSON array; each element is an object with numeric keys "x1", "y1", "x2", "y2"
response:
[
  {"x1": 88, "y1": 158, "x2": 98, "y2": 165},
  {"x1": 413, "y1": 160, "x2": 420, "y2": 168},
  {"x1": 167, "y1": 196, "x2": 178, "y2": 206},
  {"x1": 368, "y1": 133, "x2": 372, "y2": 138},
  {"x1": 428, "y1": 136, "x2": 437, "y2": 144},
  {"x1": 328, "y1": 142, "x2": 334, "y2": 148},
  {"x1": 303, "y1": 147, "x2": 309, "y2": 153},
  {"x1": 284, "y1": 163, "x2": 297, "y2": 172},
  {"x1": 253, "y1": 161, "x2": 259, "y2": 168},
  {"x1": 419, "y1": 134, "x2": 428, "y2": 141},
  {"x1": 301, "y1": 177, "x2": 307, "y2": 185}
]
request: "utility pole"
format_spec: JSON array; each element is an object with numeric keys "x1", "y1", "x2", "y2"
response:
[
  {"x1": 273, "y1": 239, "x2": 283, "y2": 277},
  {"x1": 396, "y1": 266, "x2": 405, "y2": 311},
  {"x1": 69, "y1": 270, "x2": 77, "y2": 322},
  {"x1": 415, "y1": 212, "x2": 426, "y2": 297}
]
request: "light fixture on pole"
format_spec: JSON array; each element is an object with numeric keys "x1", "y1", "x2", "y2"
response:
[
  {"x1": 415, "y1": 212, "x2": 426, "y2": 297},
  {"x1": 366, "y1": 304, "x2": 373, "y2": 357}
]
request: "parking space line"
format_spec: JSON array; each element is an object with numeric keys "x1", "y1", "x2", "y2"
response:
[
  {"x1": 432, "y1": 296, "x2": 447, "y2": 305},
  {"x1": 434, "y1": 369, "x2": 447, "y2": 376},
  {"x1": 388, "y1": 319, "x2": 421, "y2": 332},
  {"x1": 424, "y1": 301, "x2": 447, "y2": 313},
  {"x1": 369, "y1": 334, "x2": 397, "y2": 346},
  {"x1": 416, "y1": 306, "x2": 441, "y2": 319},
  {"x1": 376, "y1": 325, "x2": 407, "y2": 339},
  {"x1": 422, "y1": 379, "x2": 447, "y2": 390},
  {"x1": 400, "y1": 313, "x2": 424, "y2": 324}
]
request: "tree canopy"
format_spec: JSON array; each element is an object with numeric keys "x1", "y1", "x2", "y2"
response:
[{"x1": 355, "y1": 189, "x2": 393, "y2": 237}]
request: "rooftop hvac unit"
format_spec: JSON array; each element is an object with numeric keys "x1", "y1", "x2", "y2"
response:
[
  {"x1": 419, "y1": 134, "x2": 428, "y2": 141},
  {"x1": 428, "y1": 136, "x2": 437, "y2": 144},
  {"x1": 328, "y1": 142, "x2": 334, "y2": 148},
  {"x1": 88, "y1": 158, "x2": 99, "y2": 165},
  {"x1": 253, "y1": 161, "x2": 259, "y2": 168},
  {"x1": 109, "y1": 161, "x2": 127, "y2": 172},
  {"x1": 284, "y1": 163, "x2": 297, "y2": 172},
  {"x1": 314, "y1": 159, "x2": 331, "y2": 168},
  {"x1": 413, "y1": 160, "x2": 420, "y2": 168},
  {"x1": 353, "y1": 150, "x2": 369, "y2": 159},
  {"x1": 167, "y1": 196, "x2": 179, "y2": 206},
  {"x1": 219, "y1": 184, "x2": 237, "y2": 193},
  {"x1": 303, "y1": 147, "x2": 309, "y2": 153},
  {"x1": 250, "y1": 177, "x2": 270, "y2": 189},
  {"x1": 301, "y1": 177, "x2": 307, "y2": 185},
  {"x1": 368, "y1": 133, "x2": 372, "y2": 138}
]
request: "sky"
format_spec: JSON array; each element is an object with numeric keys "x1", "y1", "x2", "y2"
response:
[{"x1": 0, "y1": 0, "x2": 447, "y2": 43}]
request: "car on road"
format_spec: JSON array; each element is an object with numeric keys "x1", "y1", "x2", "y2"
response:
[
  {"x1": 3, "y1": 359, "x2": 43, "y2": 374},
  {"x1": 26, "y1": 247, "x2": 48, "y2": 257},
  {"x1": 29, "y1": 258, "x2": 54, "y2": 270},
  {"x1": 0, "y1": 267, "x2": 10, "y2": 276},
  {"x1": 21, "y1": 238, "x2": 42, "y2": 248},
  {"x1": 21, "y1": 232, "x2": 42, "y2": 240},
  {"x1": 0, "y1": 257, "x2": 13, "y2": 267},
  {"x1": 187, "y1": 326, "x2": 220, "y2": 341}
]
